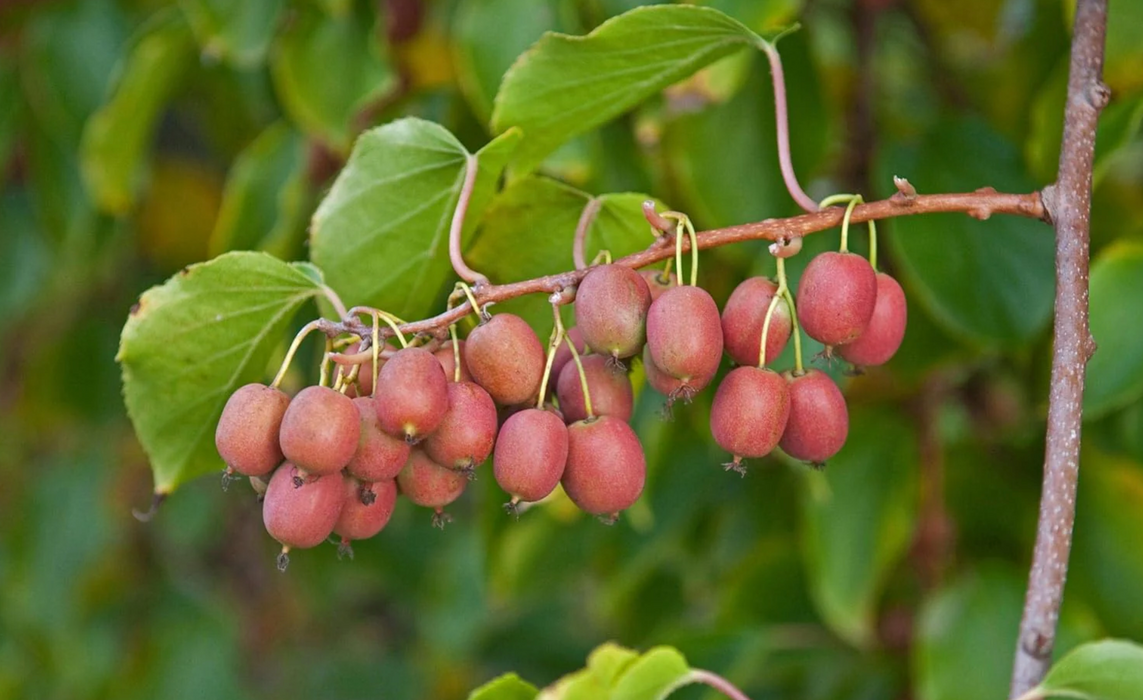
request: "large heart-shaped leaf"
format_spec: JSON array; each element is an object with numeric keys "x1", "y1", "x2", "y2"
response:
[
  {"x1": 310, "y1": 119, "x2": 519, "y2": 321},
  {"x1": 118, "y1": 252, "x2": 323, "y2": 493},
  {"x1": 877, "y1": 118, "x2": 1055, "y2": 347},
  {"x1": 491, "y1": 5, "x2": 762, "y2": 175},
  {"x1": 1083, "y1": 243, "x2": 1143, "y2": 419},
  {"x1": 800, "y1": 409, "x2": 918, "y2": 647}
]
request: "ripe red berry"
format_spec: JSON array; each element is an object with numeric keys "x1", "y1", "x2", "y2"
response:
[
  {"x1": 646, "y1": 285, "x2": 723, "y2": 383},
  {"x1": 779, "y1": 369, "x2": 849, "y2": 465},
  {"x1": 641, "y1": 344, "x2": 716, "y2": 408},
  {"x1": 556, "y1": 353, "x2": 633, "y2": 424},
  {"x1": 721, "y1": 277, "x2": 791, "y2": 367},
  {"x1": 837, "y1": 272, "x2": 907, "y2": 367},
  {"x1": 435, "y1": 339, "x2": 472, "y2": 383},
  {"x1": 346, "y1": 397, "x2": 410, "y2": 482},
  {"x1": 374, "y1": 346, "x2": 449, "y2": 442},
  {"x1": 262, "y1": 463, "x2": 344, "y2": 561},
  {"x1": 215, "y1": 383, "x2": 290, "y2": 477},
  {"x1": 423, "y1": 381, "x2": 498, "y2": 476},
  {"x1": 640, "y1": 269, "x2": 676, "y2": 302},
  {"x1": 574, "y1": 264, "x2": 651, "y2": 363},
  {"x1": 465, "y1": 313, "x2": 546, "y2": 406},
  {"x1": 396, "y1": 449, "x2": 468, "y2": 527},
  {"x1": 334, "y1": 476, "x2": 397, "y2": 546},
  {"x1": 796, "y1": 251, "x2": 878, "y2": 346},
  {"x1": 493, "y1": 407, "x2": 569, "y2": 507},
  {"x1": 279, "y1": 385, "x2": 360, "y2": 476},
  {"x1": 710, "y1": 366, "x2": 790, "y2": 472},
  {"x1": 561, "y1": 416, "x2": 646, "y2": 521}
]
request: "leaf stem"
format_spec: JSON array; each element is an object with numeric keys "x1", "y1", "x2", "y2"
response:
[
  {"x1": 666, "y1": 669, "x2": 753, "y2": 700},
  {"x1": 759, "y1": 39, "x2": 818, "y2": 214},
  {"x1": 573, "y1": 197, "x2": 603, "y2": 270},
  {"x1": 448, "y1": 153, "x2": 489, "y2": 286}
]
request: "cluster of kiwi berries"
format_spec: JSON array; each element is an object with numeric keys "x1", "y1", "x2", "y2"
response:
[{"x1": 214, "y1": 210, "x2": 905, "y2": 570}]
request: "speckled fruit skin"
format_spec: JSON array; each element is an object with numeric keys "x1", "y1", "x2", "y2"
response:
[
  {"x1": 710, "y1": 366, "x2": 790, "y2": 459},
  {"x1": 346, "y1": 397, "x2": 410, "y2": 482},
  {"x1": 549, "y1": 327, "x2": 587, "y2": 386},
  {"x1": 721, "y1": 277, "x2": 791, "y2": 367},
  {"x1": 561, "y1": 416, "x2": 646, "y2": 516},
  {"x1": 641, "y1": 345, "x2": 716, "y2": 400},
  {"x1": 493, "y1": 408, "x2": 569, "y2": 502},
  {"x1": 262, "y1": 464, "x2": 344, "y2": 549},
  {"x1": 216, "y1": 383, "x2": 290, "y2": 477},
  {"x1": 556, "y1": 354, "x2": 633, "y2": 423},
  {"x1": 279, "y1": 385, "x2": 360, "y2": 476},
  {"x1": 465, "y1": 313, "x2": 546, "y2": 406},
  {"x1": 779, "y1": 369, "x2": 849, "y2": 464},
  {"x1": 435, "y1": 340, "x2": 472, "y2": 383},
  {"x1": 796, "y1": 251, "x2": 878, "y2": 346},
  {"x1": 837, "y1": 272, "x2": 907, "y2": 367},
  {"x1": 374, "y1": 346, "x2": 449, "y2": 442},
  {"x1": 423, "y1": 381, "x2": 498, "y2": 471},
  {"x1": 640, "y1": 269, "x2": 676, "y2": 302},
  {"x1": 646, "y1": 285, "x2": 724, "y2": 381},
  {"x1": 396, "y1": 449, "x2": 467, "y2": 509},
  {"x1": 334, "y1": 477, "x2": 397, "y2": 541},
  {"x1": 575, "y1": 264, "x2": 652, "y2": 360}
]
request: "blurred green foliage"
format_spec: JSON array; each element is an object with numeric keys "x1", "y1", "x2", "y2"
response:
[{"x1": 2, "y1": 1, "x2": 1143, "y2": 699}]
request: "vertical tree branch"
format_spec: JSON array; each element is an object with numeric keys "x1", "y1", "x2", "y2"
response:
[{"x1": 1010, "y1": 0, "x2": 1108, "y2": 696}]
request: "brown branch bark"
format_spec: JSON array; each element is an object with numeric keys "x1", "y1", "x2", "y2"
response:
[
  {"x1": 337, "y1": 189, "x2": 1044, "y2": 340},
  {"x1": 1010, "y1": 0, "x2": 1108, "y2": 696}
]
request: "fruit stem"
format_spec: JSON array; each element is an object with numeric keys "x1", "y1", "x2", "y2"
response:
[
  {"x1": 775, "y1": 259, "x2": 804, "y2": 374},
  {"x1": 566, "y1": 333, "x2": 594, "y2": 418},
  {"x1": 537, "y1": 306, "x2": 567, "y2": 409},
  {"x1": 757, "y1": 292, "x2": 784, "y2": 369},
  {"x1": 449, "y1": 323, "x2": 462, "y2": 383},
  {"x1": 372, "y1": 310, "x2": 408, "y2": 348},
  {"x1": 674, "y1": 216, "x2": 685, "y2": 288},
  {"x1": 319, "y1": 337, "x2": 334, "y2": 387},
  {"x1": 590, "y1": 249, "x2": 613, "y2": 266},
  {"x1": 838, "y1": 195, "x2": 863, "y2": 253},
  {"x1": 573, "y1": 196, "x2": 603, "y2": 270},
  {"x1": 868, "y1": 218, "x2": 879, "y2": 271},
  {"x1": 371, "y1": 313, "x2": 381, "y2": 395},
  {"x1": 660, "y1": 256, "x2": 673, "y2": 280},
  {"x1": 454, "y1": 281, "x2": 487, "y2": 322},
  {"x1": 271, "y1": 319, "x2": 325, "y2": 389},
  {"x1": 685, "y1": 217, "x2": 699, "y2": 286}
]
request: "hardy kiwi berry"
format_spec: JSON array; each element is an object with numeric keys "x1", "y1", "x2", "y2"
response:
[
  {"x1": 435, "y1": 340, "x2": 472, "y2": 383},
  {"x1": 215, "y1": 383, "x2": 290, "y2": 477},
  {"x1": 555, "y1": 353, "x2": 633, "y2": 423},
  {"x1": 465, "y1": 313, "x2": 546, "y2": 406},
  {"x1": 779, "y1": 369, "x2": 849, "y2": 465},
  {"x1": 333, "y1": 476, "x2": 397, "y2": 549},
  {"x1": 373, "y1": 346, "x2": 449, "y2": 442},
  {"x1": 796, "y1": 251, "x2": 878, "y2": 347},
  {"x1": 423, "y1": 381, "x2": 498, "y2": 476},
  {"x1": 396, "y1": 449, "x2": 468, "y2": 526},
  {"x1": 561, "y1": 416, "x2": 646, "y2": 521},
  {"x1": 574, "y1": 264, "x2": 651, "y2": 363},
  {"x1": 345, "y1": 396, "x2": 410, "y2": 482},
  {"x1": 721, "y1": 277, "x2": 791, "y2": 367},
  {"x1": 709, "y1": 367, "x2": 790, "y2": 472},
  {"x1": 493, "y1": 407, "x2": 569, "y2": 508},
  {"x1": 837, "y1": 272, "x2": 907, "y2": 367},
  {"x1": 640, "y1": 269, "x2": 676, "y2": 302},
  {"x1": 262, "y1": 463, "x2": 344, "y2": 568},
  {"x1": 279, "y1": 385, "x2": 360, "y2": 476},
  {"x1": 645, "y1": 285, "x2": 724, "y2": 396}
]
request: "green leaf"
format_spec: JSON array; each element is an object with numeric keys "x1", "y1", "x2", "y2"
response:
[
  {"x1": 178, "y1": 0, "x2": 284, "y2": 66},
  {"x1": 800, "y1": 409, "x2": 918, "y2": 647},
  {"x1": 1034, "y1": 639, "x2": 1143, "y2": 700},
  {"x1": 583, "y1": 643, "x2": 641, "y2": 689},
  {"x1": 878, "y1": 118, "x2": 1055, "y2": 346},
  {"x1": 80, "y1": 10, "x2": 195, "y2": 215},
  {"x1": 464, "y1": 176, "x2": 662, "y2": 333},
  {"x1": 310, "y1": 119, "x2": 520, "y2": 321},
  {"x1": 610, "y1": 646, "x2": 690, "y2": 700},
  {"x1": 914, "y1": 567, "x2": 1025, "y2": 700},
  {"x1": 491, "y1": 5, "x2": 761, "y2": 175},
  {"x1": 1083, "y1": 243, "x2": 1143, "y2": 419},
  {"x1": 270, "y1": 3, "x2": 395, "y2": 152},
  {"x1": 452, "y1": 0, "x2": 573, "y2": 124},
  {"x1": 209, "y1": 122, "x2": 310, "y2": 260},
  {"x1": 468, "y1": 673, "x2": 539, "y2": 700},
  {"x1": 118, "y1": 252, "x2": 323, "y2": 493}
]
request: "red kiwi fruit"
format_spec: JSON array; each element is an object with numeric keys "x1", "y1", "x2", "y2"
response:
[
  {"x1": 465, "y1": 313, "x2": 546, "y2": 406},
  {"x1": 796, "y1": 251, "x2": 878, "y2": 347},
  {"x1": 346, "y1": 396, "x2": 410, "y2": 482},
  {"x1": 837, "y1": 272, "x2": 907, "y2": 367},
  {"x1": 574, "y1": 264, "x2": 651, "y2": 363},
  {"x1": 279, "y1": 385, "x2": 360, "y2": 476},
  {"x1": 779, "y1": 369, "x2": 849, "y2": 465},
  {"x1": 216, "y1": 383, "x2": 290, "y2": 477},
  {"x1": 333, "y1": 477, "x2": 398, "y2": 551},
  {"x1": 262, "y1": 463, "x2": 344, "y2": 569},
  {"x1": 373, "y1": 346, "x2": 449, "y2": 442},
  {"x1": 423, "y1": 381, "x2": 498, "y2": 476},
  {"x1": 721, "y1": 277, "x2": 791, "y2": 367},
  {"x1": 556, "y1": 353, "x2": 633, "y2": 423},
  {"x1": 645, "y1": 285, "x2": 724, "y2": 383},
  {"x1": 709, "y1": 366, "x2": 790, "y2": 473},
  {"x1": 493, "y1": 407, "x2": 569, "y2": 509},
  {"x1": 561, "y1": 415, "x2": 646, "y2": 521},
  {"x1": 396, "y1": 449, "x2": 468, "y2": 527}
]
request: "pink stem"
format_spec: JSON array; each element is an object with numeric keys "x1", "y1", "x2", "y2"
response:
[
  {"x1": 681, "y1": 670, "x2": 752, "y2": 700},
  {"x1": 448, "y1": 153, "x2": 488, "y2": 286},
  {"x1": 572, "y1": 197, "x2": 603, "y2": 270},
  {"x1": 761, "y1": 42, "x2": 818, "y2": 213}
]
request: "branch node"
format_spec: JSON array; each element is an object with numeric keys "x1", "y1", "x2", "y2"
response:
[
  {"x1": 892, "y1": 176, "x2": 918, "y2": 200},
  {"x1": 1087, "y1": 81, "x2": 1111, "y2": 110},
  {"x1": 1085, "y1": 334, "x2": 1098, "y2": 360}
]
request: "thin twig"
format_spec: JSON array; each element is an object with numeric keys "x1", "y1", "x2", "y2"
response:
[
  {"x1": 572, "y1": 197, "x2": 603, "y2": 270},
  {"x1": 448, "y1": 153, "x2": 488, "y2": 286},
  {"x1": 1009, "y1": 0, "x2": 1107, "y2": 696}
]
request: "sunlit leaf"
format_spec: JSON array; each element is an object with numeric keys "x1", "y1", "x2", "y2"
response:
[
  {"x1": 118, "y1": 252, "x2": 323, "y2": 493},
  {"x1": 468, "y1": 672, "x2": 539, "y2": 700},
  {"x1": 1033, "y1": 639, "x2": 1143, "y2": 700}
]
